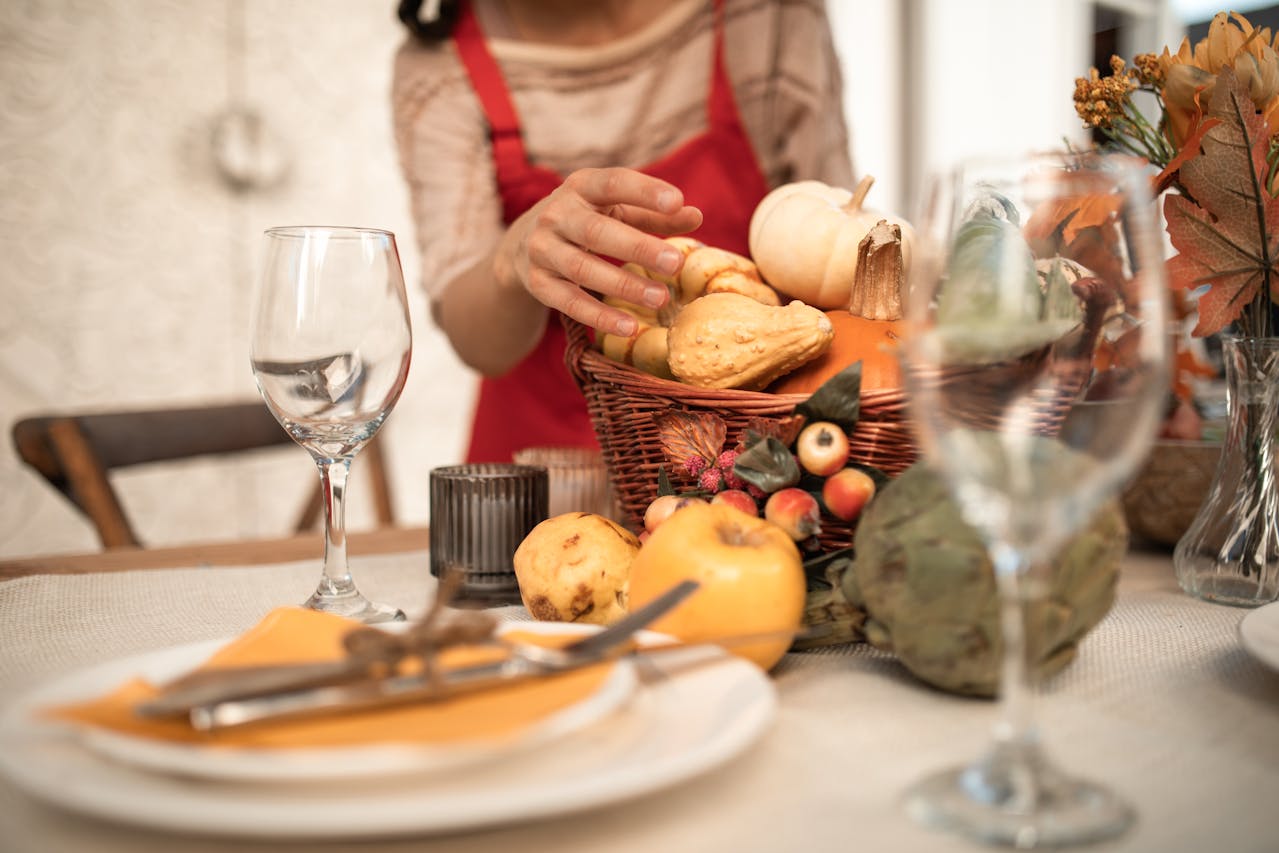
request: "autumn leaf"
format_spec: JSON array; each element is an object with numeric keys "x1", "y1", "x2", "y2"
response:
[
  {"x1": 652, "y1": 410, "x2": 725, "y2": 470},
  {"x1": 1172, "y1": 344, "x2": 1218, "y2": 401},
  {"x1": 1152, "y1": 111, "x2": 1220, "y2": 196},
  {"x1": 1164, "y1": 66, "x2": 1279, "y2": 337},
  {"x1": 1024, "y1": 193, "x2": 1122, "y2": 247},
  {"x1": 741, "y1": 415, "x2": 804, "y2": 450}
]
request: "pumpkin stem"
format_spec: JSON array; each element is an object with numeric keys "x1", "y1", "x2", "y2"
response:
[
  {"x1": 843, "y1": 175, "x2": 876, "y2": 214},
  {"x1": 848, "y1": 221, "x2": 904, "y2": 321}
]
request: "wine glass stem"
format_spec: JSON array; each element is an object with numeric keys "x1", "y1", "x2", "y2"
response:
[
  {"x1": 316, "y1": 456, "x2": 355, "y2": 596},
  {"x1": 991, "y1": 544, "x2": 1038, "y2": 752}
]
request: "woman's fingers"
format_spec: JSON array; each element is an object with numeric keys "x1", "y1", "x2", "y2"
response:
[
  {"x1": 566, "y1": 167, "x2": 684, "y2": 214},
  {"x1": 527, "y1": 227, "x2": 667, "y2": 311},
  {"x1": 608, "y1": 202, "x2": 703, "y2": 236},
  {"x1": 534, "y1": 203, "x2": 700, "y2": 280},
  {"x1": 525, "y1": 265, "x2": 640, "y2": 337},
  {"x1": 562, "y1": 168, "x2": 702, "y2": 258},
  {"x1": 512, "y1": 167, "x2": 709, "y2": 334}
]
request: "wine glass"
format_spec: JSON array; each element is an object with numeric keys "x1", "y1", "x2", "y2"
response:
[
  {"x1": 899, "y1": 151, "x2": 1169, "y2": 846},
  {"x1": 251, "y1": 226, "x2": 412, "y2": 623}
]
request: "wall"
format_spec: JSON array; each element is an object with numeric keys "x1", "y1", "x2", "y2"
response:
[{"x1": 0, "y1": 0, "x2": 469, "y2": 556}]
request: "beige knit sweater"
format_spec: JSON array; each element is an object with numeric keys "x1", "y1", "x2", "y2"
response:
[{"x1": 391, "y1": 0, "x2": 853, "y2": 302}]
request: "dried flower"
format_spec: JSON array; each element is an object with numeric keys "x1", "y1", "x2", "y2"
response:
[
  {"x1": 1157, "y1": 12, "x2": 1279, "y2": 147},
  {"x1": 1074, "y1": 10, "x2": 1279, "y2": 343},
  {"x1": 1132, "y1": 52, "x2": 1165, "y2": 88},
  {"x1": 1073, "y1": 57, "x2": 1172, "y2": 166}
]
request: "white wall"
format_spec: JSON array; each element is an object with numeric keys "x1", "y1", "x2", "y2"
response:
[
  {"x1": 830, "y1": 0, "x2": 906, "y2": 216},
  {"x1": 0, "y1": 1, "x2": 471, "y2": 557}
]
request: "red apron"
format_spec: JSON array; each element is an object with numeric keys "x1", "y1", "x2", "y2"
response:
[{"x1": 454, "y1": 0, "x2": 770, "y2": 463}]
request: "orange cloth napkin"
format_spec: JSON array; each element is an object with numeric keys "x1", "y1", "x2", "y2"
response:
[{"x1": 44, "y1": 607, "x2": 616, "y2": 749}]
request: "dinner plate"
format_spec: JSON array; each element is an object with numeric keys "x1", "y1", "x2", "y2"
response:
[
  {"x1": 1239, "y1": 599, "x2": 1279, "y2": 673},
  {"x1": 0, "y1": 632, "x2": 775, "y2": 839},
  {"x1": 27, "y1": 621, "x2": 638, "y2": 784}
]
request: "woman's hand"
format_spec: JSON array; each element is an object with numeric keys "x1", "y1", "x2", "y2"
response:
[{"x1": 495, "y1": 167, "x2": 703, "y2": 336}]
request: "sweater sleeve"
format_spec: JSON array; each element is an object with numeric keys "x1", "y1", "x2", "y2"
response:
[{"x1": 391, "y1": 39, "x2": 503, "y2": 304}]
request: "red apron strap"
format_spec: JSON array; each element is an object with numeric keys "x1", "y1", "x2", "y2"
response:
[{"x1": 453, "y1": 0, "x2": 532, "y2": 189}]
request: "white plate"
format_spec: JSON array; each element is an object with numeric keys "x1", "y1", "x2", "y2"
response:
[
  {"x1": 0, "y1": 634, "x2": 775, "y2": 840},
  {"x1": 27, "y1": 621, "x2": 638, "y2": 784},
  {"x1": 1240, "y1": 599, "x2": 1279, "y2": 673}
]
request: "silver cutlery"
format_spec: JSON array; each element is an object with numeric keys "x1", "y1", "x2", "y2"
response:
[{"x1": 143, "y1": 579, "x2": 700, "y2": 731}]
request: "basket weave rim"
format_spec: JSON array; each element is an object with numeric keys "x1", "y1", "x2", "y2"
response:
[{"x1": 564, "y1": 315, "x2": 908, "y2": 407}]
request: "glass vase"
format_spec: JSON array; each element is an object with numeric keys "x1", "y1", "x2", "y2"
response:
[{"x1": 1174, "y1": 336, "x2": 1279, "y2": 606}]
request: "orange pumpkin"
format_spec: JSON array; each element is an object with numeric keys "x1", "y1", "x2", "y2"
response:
[
  {"x1": 769, "y1": 310, "x2": 902, "y2": 395},
  {"x1": 770, "y1": 219, "x2": 906, "y2": 395}
]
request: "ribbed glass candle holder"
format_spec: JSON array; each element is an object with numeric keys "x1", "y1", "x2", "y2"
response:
[{"x1": 429, "y1": 464, "x2": 548, "y2": 605}]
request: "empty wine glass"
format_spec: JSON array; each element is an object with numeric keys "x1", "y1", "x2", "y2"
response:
[
  {"x1": 899, "y1": 151, "x2": 1169, "y2": 846},
  {"x1": 251, "y1": 226, "x2": 412, "y2": 623}
]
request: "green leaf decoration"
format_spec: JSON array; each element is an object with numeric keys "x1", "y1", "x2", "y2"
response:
[
  {"x1": 796, "y1": 362, "x2": 863, "y2": 431},
  {"x1": 733, "y1": 436, "x2": 800, "y2": 493},
  {"x1": 657, "y1": 467, "x2": 676, "y2": 497},
  {"x1": 933, "y1": 193, "x2": 1091, "y2": 363},
  {"x1": 1038, "y1": 258, "x2": 1086, "y2": 325},
  {"x1": 941, "y1": 213, "x2": 1041, "y2": 326}
]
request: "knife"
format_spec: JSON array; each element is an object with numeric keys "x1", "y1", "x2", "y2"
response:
[{"x1": 176, "y1": 579, "x2": 700, "y2": 731}]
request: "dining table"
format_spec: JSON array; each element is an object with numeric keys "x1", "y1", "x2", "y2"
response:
[{"x1": 0, "y1": 527, "x2": 1275, "y2": 853}]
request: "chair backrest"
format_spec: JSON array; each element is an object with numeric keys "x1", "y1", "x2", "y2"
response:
[{"x1": 11, "y1": 401, "x2": 395, "y2": 548}]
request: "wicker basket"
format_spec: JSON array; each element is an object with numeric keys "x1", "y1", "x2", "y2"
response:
[
  {"x1": 563, "y1": 317, "x2": 918, "y2": 550},
  {"x1": 1120, "y1": 439, "x2": 1221, "y2": 547}
]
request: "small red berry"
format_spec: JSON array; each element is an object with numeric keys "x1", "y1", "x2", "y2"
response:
[{"x1": 699, "y1": 467, "x2": 724, "y2": 492}]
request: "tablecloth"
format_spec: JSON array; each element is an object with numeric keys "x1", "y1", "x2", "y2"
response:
[{"x1": 0, "y1": 549, "x2": 1275, "y2": 853}]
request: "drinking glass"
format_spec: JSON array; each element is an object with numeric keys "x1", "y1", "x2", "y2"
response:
[
  {"x1": 899, "y1": 151, "x2": 1169, "y2": 846},
  {"x1": 251, "y1": 226, "x2": 412, "y2": 623}
]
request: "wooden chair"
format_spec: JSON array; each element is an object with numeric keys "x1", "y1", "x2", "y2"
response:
[{"x1": 11, "y1": 401, "x2": 396, "y2": 549}]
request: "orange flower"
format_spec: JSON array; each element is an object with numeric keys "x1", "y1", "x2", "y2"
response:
[{"x1": 1157, "y1": 12, "x2": 1279, "y2": 147}]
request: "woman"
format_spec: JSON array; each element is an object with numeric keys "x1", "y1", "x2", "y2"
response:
[{"x1": 392, "y1": 0, "x2": 853, "y2": 462}]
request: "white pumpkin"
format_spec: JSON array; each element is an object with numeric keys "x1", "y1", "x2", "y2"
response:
[{"x1": 748, "y1": 176, "x2": 914, "y2": 309}]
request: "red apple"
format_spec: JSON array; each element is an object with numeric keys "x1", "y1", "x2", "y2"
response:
[
  {"x1": 643, "y1": 494, "x2": 707, "y2": 532},
  {"x1": 711, "y1": 489, "x2": 758, "y2": 516},
  {"x1": 822, "y1": 468, "x2": 876, "y2": 521},
  {"x1": 763, "y1": 487, "x2": 822, "y2": 540},
  {"x1": 795, "y1": 421, "x2": 850, "y2": 476}
]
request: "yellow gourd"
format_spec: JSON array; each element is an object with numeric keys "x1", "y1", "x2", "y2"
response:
[
  {"x1": 748, "y1": 175, "x2": 914, "y2": 309},
  {"x1": 666, "y1": 292, "x2": 833, "y2": 391},
  {"x1": 600, "y1": 239, "x2": 782, "y2": 380}
]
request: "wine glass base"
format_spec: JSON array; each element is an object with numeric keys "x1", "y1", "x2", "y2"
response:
[
  {"x1": 904, "y1": 757, "x2": 1134, "y2": 848},
  {"x1": 302, "y1": 590, "x2": 405, "y2": 624}
]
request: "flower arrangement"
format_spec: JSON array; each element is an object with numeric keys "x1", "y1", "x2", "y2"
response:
[{"x1": 1073, "y1": 11, "x2": 1279, "y2": 342}]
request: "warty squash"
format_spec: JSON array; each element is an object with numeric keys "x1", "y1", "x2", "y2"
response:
[
  {"x1": 599, "y1": 239, "x2": 782, "y2": 380},
  {"x1": 667, "y1": 292, "x2": 833, "y2": 391}
]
